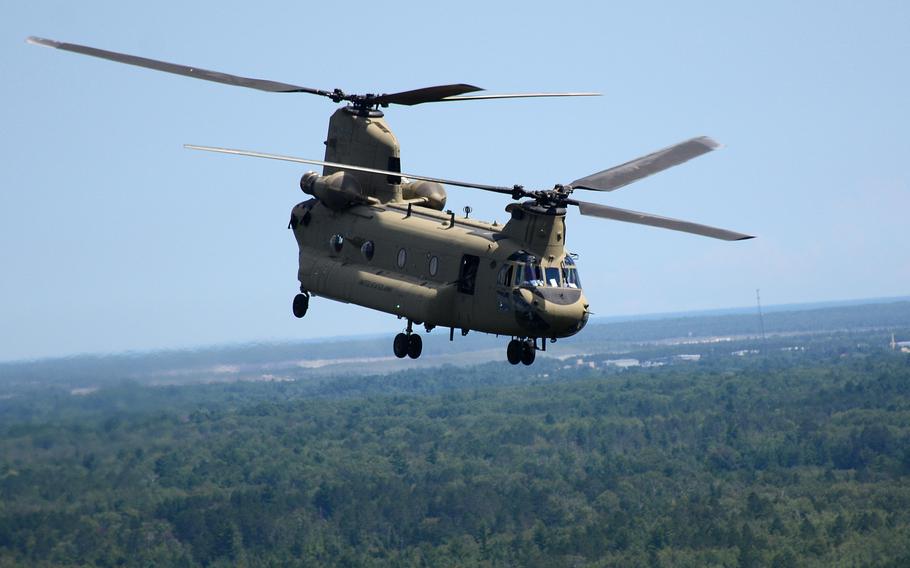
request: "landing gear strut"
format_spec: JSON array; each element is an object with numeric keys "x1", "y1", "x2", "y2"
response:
[
  {"x1": 507, "y1": 338, "x2": 536, "y2": 366},
  {"x1": 292, "y1": 291, "x2": 309, "y2": 318},
  {"x1": 393, "y1": 320, "x2": 422, "y2": 359}
]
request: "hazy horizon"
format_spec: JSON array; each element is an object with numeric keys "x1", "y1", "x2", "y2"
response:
[{"x1": 2, "y1": 293, "x2": 906, "y2": 365}]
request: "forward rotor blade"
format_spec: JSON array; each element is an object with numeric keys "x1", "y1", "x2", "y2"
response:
[
  {"x1": 374, "y1": 84, "x2": 483, "y2": 106},
  {"x1": 26, "y1": 36, "x2": 329, "y2": 95},
  {"x1": 570, "y1": 136, "x2": 720, "y2": 192},
  {"x1": 440, "y1": 92, "x2": 601, "y2": 102},
  {"x1": 573, "y1": 200, "x2": 754, "y2": 241},
  {"x1": 184, "y1": 144, "x2": 516, "y2": 194}
]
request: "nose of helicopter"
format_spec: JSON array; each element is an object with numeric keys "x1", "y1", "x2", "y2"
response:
[{"x1": 514, "y1": 287, "x2": 589, "y2": 337}]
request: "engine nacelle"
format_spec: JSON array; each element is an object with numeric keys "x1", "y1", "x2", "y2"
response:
[
  {"x1": 401, "y1": 180, "x2": 447, "y2": 210},
  {"x1": 300, "y1": 171, "x2": 365, "y2": 210}
]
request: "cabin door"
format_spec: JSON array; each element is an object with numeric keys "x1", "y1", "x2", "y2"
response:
[{"x1": 455, "y1": 254, "x2": 479, "y2": 328}]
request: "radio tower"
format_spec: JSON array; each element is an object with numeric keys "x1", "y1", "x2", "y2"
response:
[{"x1": 756, "y1": 289, "x2": 767, "y2": 345}]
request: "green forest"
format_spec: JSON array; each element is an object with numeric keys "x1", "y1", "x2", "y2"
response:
[{"x1": 2, "y1": 325, "x2": 910, "y2": 566}]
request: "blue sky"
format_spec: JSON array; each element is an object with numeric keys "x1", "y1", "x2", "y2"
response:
[{"x1": 2, "y1": 1, "x2": 908, "y2": 360}]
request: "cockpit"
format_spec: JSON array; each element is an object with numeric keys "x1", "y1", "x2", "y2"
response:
[
  {"x1": 496, "y1": 250, "x2": 588, "y2": 338},
  {"x1": 497, "y1": 252, "x2": 582, "y2": 289}
]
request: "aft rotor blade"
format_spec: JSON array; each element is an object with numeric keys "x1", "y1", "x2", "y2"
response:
[
  {"x1": 184, "y1": 144, "x2": 516, "y2": 194},
  {"x1": 373, "y1": 84, "x2": 483, "y2": 106},
  {"x1": 570, "y1": 136, "x2": 720, "y2": 192},
  {"x1": 26, "y1": 36, "x2": 330, "y2": 95},
  {"x1": 573, "y1": 199, "x2": 754, "y2": 241},
  {"x1": 440, "y1": 92, "x2": 601, "y2": 102}
]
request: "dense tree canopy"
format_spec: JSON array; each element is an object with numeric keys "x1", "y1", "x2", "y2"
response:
[{"x1": 1, "y1": 325, "x2": 909, "y2": 566}]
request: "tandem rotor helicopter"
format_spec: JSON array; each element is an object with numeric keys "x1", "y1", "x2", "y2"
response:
[{"x1": 29, "y1": 37, "x2": 753, "y2": 366}]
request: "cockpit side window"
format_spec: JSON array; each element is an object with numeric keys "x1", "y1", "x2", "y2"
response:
[
  {"x1": 562, "y1": 256, "x2": 582, "y2": 288},
  {"x1": 497, "y1": 264, "x2": 514, "y2": 287}
]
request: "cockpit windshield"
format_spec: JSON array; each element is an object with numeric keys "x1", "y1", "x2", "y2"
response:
[
  {"x1": 545, "y1": 267, "x2": 561, "y2": 287},
  {"x1": 521, "y1": 262, "x2": 544, "y2": 286},
  {"x1": 503, "y1": 252, "x2": 581, "y2": 289}
]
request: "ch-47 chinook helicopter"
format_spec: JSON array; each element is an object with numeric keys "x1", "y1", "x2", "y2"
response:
[{"x1": 29, "y1": 36, "x2": 754, "y2": 365}]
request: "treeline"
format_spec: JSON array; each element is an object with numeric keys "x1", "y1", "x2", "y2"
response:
[
  {"x1": 1, "y1": 338, "x2": 910, "y2": 566},
  {"x1": 3, "y1": 299, "x2": 908, "y2": 389}
]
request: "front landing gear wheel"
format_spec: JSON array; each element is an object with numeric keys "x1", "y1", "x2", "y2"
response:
[
  {"x1": 507, "y1": 340, "x2": 523, "y2": 365},
  {"x1": 393, "y1": 333, "x2": 408, "y2": 358},
  {"x1": 407, "y1": 334, "x2": 423, "y2": 359},
  {"x1": 292, "y1": 293, "x2": 309, "y2": 318},
  {"x1": 520, "y1": 341, "x2": 536, "y2": 366}
]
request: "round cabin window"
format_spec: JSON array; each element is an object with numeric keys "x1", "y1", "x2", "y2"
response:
[
  {"x1": 397, "y1": 248, "x2": 407, "y2": 268},
  {"x1": 361, "y1": 241, "x2": 374, "y2": 261},
  {"x1": 428, "y1": 256, "x2": 439, "y2": 276},
  {"x1": 329, "y1": 234, "x2": 344, "y2": 254}
]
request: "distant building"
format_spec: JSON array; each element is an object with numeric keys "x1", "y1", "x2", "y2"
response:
[
  {"x1": 890, "y1": 334, "x2": 910, "y2": 353},
  {"x1": 732, "y1": 349, "x2": 760, "y2": 357},
  {"x1": 604, "y1": 358, "x2": 640, "y2": 368},
  {"x1": 675, "y1": 354, "x2": 701, "y2": 362}
]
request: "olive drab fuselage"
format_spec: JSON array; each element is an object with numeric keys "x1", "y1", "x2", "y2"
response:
[{"x1": 289, "y1": 107, "x2": 589, "y2": 340}]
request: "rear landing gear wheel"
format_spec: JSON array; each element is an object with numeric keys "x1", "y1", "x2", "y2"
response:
[
  {"x1": 507, "y1": 340, "x2": 522, "y2": 365},
  {"x1": 520, "y1": 341, "x2": 536, "y2": 366},
  {"x1": 393, "y1": 333, "x2": 408, "y2": 358},
  {"x1": 292, "y1": 293, "x2": 309, "y2": 318},
  {"x1": 407, "y1": 334, "x2": 423, "y2": 359}
]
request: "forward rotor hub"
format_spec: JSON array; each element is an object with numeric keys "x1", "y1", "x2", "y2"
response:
[{"x1": 520, "y1": 185, "x2": 575, "y2": 209}]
